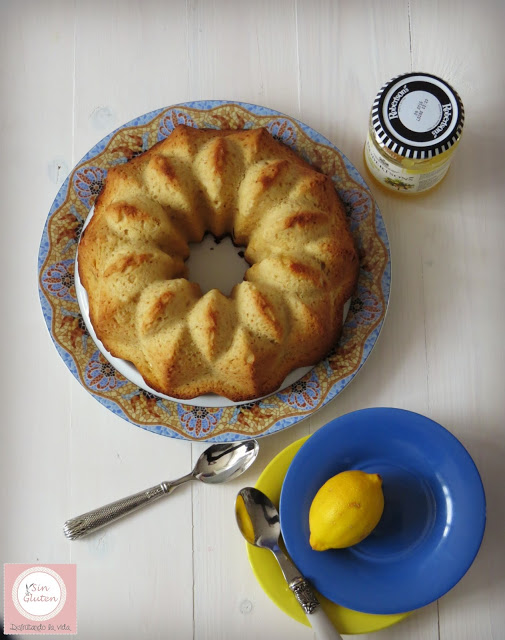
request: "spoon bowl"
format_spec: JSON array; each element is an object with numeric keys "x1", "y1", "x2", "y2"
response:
[
  {"x1": 236, "y1": 487, "x2": 281, "y2": 547},
  {"x1": 195, "y1": 440, "x2": 259, "y2": 484}
]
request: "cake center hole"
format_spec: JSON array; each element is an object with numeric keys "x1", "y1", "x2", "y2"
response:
[{"x1": 186, "y1": 234, "x2": 249, "y2": 296}]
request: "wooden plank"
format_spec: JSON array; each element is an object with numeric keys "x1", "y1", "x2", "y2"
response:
[
  {"x1": 72, "y1": 0, "x2": 192, "y2": 161},
  {"x1": 186, "y1": 2, "x2": 308, "y2": 638},
  {"x1": 191, "y1": 449, "x2": 311, "y2": 640},
  {"x1": 296, "y1": 0, "x2": 413, "y2": 164},
  {"x1": 297, "y1": 0, "x2": 435, "y2": 439},
  {"x1": 186, "y1": 0, "x2": 301, "y2": 118},
  {"x1": 0, "y1": 0, "x2": 74, "y2": 567},
  {"x1": 67, "y1": 402, "x2": 195, "y2": 639},
  {"x1": 409, "y1": 1, "x2": 505, "y2": 639},
  {"x1": 68, "y1": 2, "x2": 195, "y2": 638},
  {"x1": 297, "y1": 2, "x2": 438, "y2": 640}
]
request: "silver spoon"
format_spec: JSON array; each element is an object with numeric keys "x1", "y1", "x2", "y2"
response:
[
  {"x1": 63, "y1": 439, "x2": 259, "y2": 540},
  {"x1": 236, "y1": 487, "x2": 342, "y2": 640}
]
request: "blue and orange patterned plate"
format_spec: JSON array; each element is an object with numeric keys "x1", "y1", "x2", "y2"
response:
[{"x1": 38, "y1": 101, "x2": 390, "y2": 442}]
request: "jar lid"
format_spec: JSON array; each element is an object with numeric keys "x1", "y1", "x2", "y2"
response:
[{"x1": 371, "y1": 72, "x2": 464, "y2": 159}]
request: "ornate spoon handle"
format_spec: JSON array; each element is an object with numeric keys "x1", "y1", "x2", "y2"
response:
[
  {"x1": 63, "y1": 475, "x2": 192, "y2": 540},
  {"x1": 290, "y1": 577, "x2": 342, "y2": 639},
  {"x1": 272, "y1": 548, "x2": 342, "y2": 640}
]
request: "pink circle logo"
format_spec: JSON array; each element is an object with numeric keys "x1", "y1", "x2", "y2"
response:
[{"x1": 12, "y1": 567, "x2": 67, "y2": 621}]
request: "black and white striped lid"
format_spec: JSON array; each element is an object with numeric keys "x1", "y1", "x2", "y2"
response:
[{"x1": 371, "y1": 72, "x2": 465, "y2": 159}]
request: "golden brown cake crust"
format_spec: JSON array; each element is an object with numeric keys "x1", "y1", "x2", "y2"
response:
[{"x1": 78, "y1": 125, "x2": 359, "y2": 401}]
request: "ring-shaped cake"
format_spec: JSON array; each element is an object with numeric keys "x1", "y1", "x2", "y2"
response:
[{"x1": 78, "y1": 125, "x2": 359, "y2": 401}]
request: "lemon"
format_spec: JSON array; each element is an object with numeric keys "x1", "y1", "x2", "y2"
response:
[{"x1": 309, "y1": 470, "x2": 384, "y2": 550}]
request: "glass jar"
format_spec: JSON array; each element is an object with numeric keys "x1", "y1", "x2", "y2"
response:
[{"x1": 364, "y1": 72, "x2": 465, "y2": 194}]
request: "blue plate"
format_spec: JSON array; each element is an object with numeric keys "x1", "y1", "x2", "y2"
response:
[{"x1": 279, "y1": 408, "x2": 486, "y2": 614}]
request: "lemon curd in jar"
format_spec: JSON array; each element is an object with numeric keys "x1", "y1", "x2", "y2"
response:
[{"x1": 364, "y1": 72, "x2": 465, "y2": 194}]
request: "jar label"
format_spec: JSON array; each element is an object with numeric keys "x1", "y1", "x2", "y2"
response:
[
  {"x1": 397, "y1": 90, "x2": 443, "y2": 133},
  {"x1": 364, "y1": 133, "x2": 452, "y2": 193}
]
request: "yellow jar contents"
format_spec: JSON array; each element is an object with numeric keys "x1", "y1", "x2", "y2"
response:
[{"x1": 364, "y1": 72, "x2": 464, "y2": 195}]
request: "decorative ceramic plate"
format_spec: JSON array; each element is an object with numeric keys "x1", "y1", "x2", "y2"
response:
[
  {"x1": 280, "y1": 408, "x2": 487, "y2": 614},
  {"x1": 248, "y1": 436, "x2": 410, "y2": 634},
  {"x1": 38, "y1": 101, "x2": 390, "y2": 442}
]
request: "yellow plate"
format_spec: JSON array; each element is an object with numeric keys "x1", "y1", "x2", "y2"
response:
[{"x1": 248, "y1": 436, "x2": 411, "y2": 635}]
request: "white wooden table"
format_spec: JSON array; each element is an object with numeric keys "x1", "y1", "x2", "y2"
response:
[{"x1": 1, "y1": 1, "x2": 504, "y2": 638}]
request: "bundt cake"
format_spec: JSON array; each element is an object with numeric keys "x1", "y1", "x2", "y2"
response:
[{"x1": 78, "y1": 125, "x2": 359, "y2": 401}]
